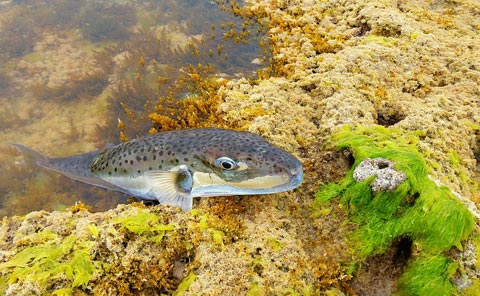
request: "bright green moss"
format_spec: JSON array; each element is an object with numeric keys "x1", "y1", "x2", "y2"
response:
[{"x1": 315, "y1": 125, "x2": 475, "y2": 294}]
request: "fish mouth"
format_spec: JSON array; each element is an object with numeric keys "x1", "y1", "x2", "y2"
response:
[{"x1": 190, "y1": 166, "x2": 303, "y2": 197}]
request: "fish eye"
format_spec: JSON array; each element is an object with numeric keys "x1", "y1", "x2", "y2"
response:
[{"x1": 215, "y1": 157, "x2": 237, "y2": 170}]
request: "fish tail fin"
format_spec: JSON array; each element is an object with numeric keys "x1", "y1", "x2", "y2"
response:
[
  {"x1": 7, "y1": 143, "x2": 51, "y2": 167},
  {"x1": 7, "y1": 142, "x2": 132, "y2": 194}
]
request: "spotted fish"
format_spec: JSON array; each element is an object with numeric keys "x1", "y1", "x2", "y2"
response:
[{"x1": 9, "y1": 128, "x2": 303, "y2": 210}]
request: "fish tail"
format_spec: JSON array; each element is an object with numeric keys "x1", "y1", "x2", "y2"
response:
[
  {"x1": 7, "y1": 142, "x2": 130, "y2": 194},
  {"x1": 7, "y1": 143, "x2": 51, "y2": 167}
]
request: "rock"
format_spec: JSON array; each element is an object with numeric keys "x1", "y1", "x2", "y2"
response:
[{"x1": 353, "y1": 157, "x2": 407, "y2": 193}]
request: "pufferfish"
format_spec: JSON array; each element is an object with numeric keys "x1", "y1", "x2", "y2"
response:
[{"x1": 9, "y1": 128, "x2": 303, "y2": 211}]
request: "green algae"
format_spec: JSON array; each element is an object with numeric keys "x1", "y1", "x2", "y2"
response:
[
  {"x1": 0, "y1": 205, "x2": 241, "y2": 294},
  {"x1": 464, "y1": 280, "x2": 480, "y2": 296},
  {"x1": 361, "y1": 35, "x2": 398, "y2": 47},
  {"x1": 174, "y1": 272, "x2": 198, "y2": 296},
  {"x1": 266, "y1": 237, "x2": 283, "y2": 252},
  {"x1": 397, "y1": 255, "x2": 457, "y2": 296},
  {"x1": 211, "y1": 229, "x2": 225, "y2": 250},
  {"x1": 0, "y1": 233, "x2": 101, "y2": 294},
  {"x1": 475, "y1": 233, "x2": 480, "y2": 269},
  {"x1": 247, "y1": 282, "x2": 262, "y2": 296},
  {"x1": 113, "y1": 210, "x2": 175, "y2": 243},
  {"x1": 315, "y1": 125, "x2": 475, "y2": 295}
]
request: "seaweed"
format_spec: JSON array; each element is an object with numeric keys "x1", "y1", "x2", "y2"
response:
[
  {"x1": 112, "y1": 210, "x2": 175, "y2": 243},
  {"x1": 0, "y1": 1, "x2": 91, "y2": 57},
  {"x1": 0, "y1": 6, "x2": 39, "y2": 57},
  {"x1": 82, "y1": 0, "x2": 266, "y2": 143},
  {"x1": 29, "y1": 69, "x2": 110, "y2": 102},
  {"x1": 315, "y1": 125, "x2": 475, "y2": 295},
  {"x1": 397, "y1": 255, "x2": 457, "y2": 296},
  {"x1": 0, "y1": 233, "x2": 102, "y2": 294},
  {"x1": 146, "y1": 63, "x2": 229, "y2": 133},
  {"x1": 101, "y1": 40, "x2": 230, "y2": 139},
  {"x1": 75, "y1": 2, "x2": 136, "y2": 43},
  {"x1": 0, "y1": 202, "x2": 242, "y2": 294},
  {"x1": 0, "y1": 54, "x2": 12, "y2": 92},
  {"x1": 174, "y1": 272, "x2": 197, "y2": 296}
]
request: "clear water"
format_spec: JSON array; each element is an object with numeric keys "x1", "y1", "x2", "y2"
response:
[{"x1": 0, "y1": 0, "x2": 264, "y2": 216}]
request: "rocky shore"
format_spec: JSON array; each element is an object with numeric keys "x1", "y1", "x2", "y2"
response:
[{"x1": 1, "y1": 0, "x2": 479, "y2": 295}]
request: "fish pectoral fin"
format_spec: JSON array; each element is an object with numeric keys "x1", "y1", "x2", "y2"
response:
[{"x1": 144, "y1": 168, "x2": 193, "y2": 211}]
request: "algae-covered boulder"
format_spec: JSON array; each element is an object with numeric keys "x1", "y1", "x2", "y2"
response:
[{"x1": 0, "y1": 204, "x2": 239, "y2": 295}]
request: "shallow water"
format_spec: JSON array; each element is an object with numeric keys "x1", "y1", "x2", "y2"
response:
[{"x1": 0, "y1": 0, "x2": 263, "y2": 216}]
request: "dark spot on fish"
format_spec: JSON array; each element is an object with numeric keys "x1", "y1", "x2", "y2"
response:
[
  {"x1": 159, "y1": 165, "x2": 162, "y2": 169},
  {"x1": 153, "y1": 155, "x2": 156, "y2": 160},
  {"x1": 138, "y1": 170, "x2": 141, "y2": 173},
  {"x1": 175, "y1": 159, "x2": 179, "y2": 164},
  {"x1": 114, "y1": 167, "x2": 117, "y2": 172},
  {"x1": 124, "y1": 169, "x2": 127, "y2": 173},
  {"x1": 124, "y1": 160, "x2": 128, "y2": 163},
  {"x1": 109, "y1": 172, "x2": 112, "y2": 175},
  {"x1": 167, "y1": 151, "x2": 172, "y2": 156},
  {"x1": 149, "y1": 167, "x2": 152, "y2": 170},
  {"x1": 130, "y1": 160, "x2": 134, "y2": 165},
  {"x1": 184, "y1": 158, "x2": 189, "y2": 162},
  {"x1": 136, "y1": 156, "x2": 141, "y2": 161},
  {"x1": 159, "y1": 151, "x2": 164, "y2": 156},
  {"x1": 143, "y1": 156, "x2": 147, "y2": 161}
]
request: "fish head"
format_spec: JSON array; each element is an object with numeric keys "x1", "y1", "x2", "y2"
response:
[{"x1": 190, "y1": 130, "x2": 303, "y2": 197}]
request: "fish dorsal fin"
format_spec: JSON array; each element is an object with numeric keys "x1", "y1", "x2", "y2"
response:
[{"x1": 144, "y1": 166, "x2": 193, "y2": 211}]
